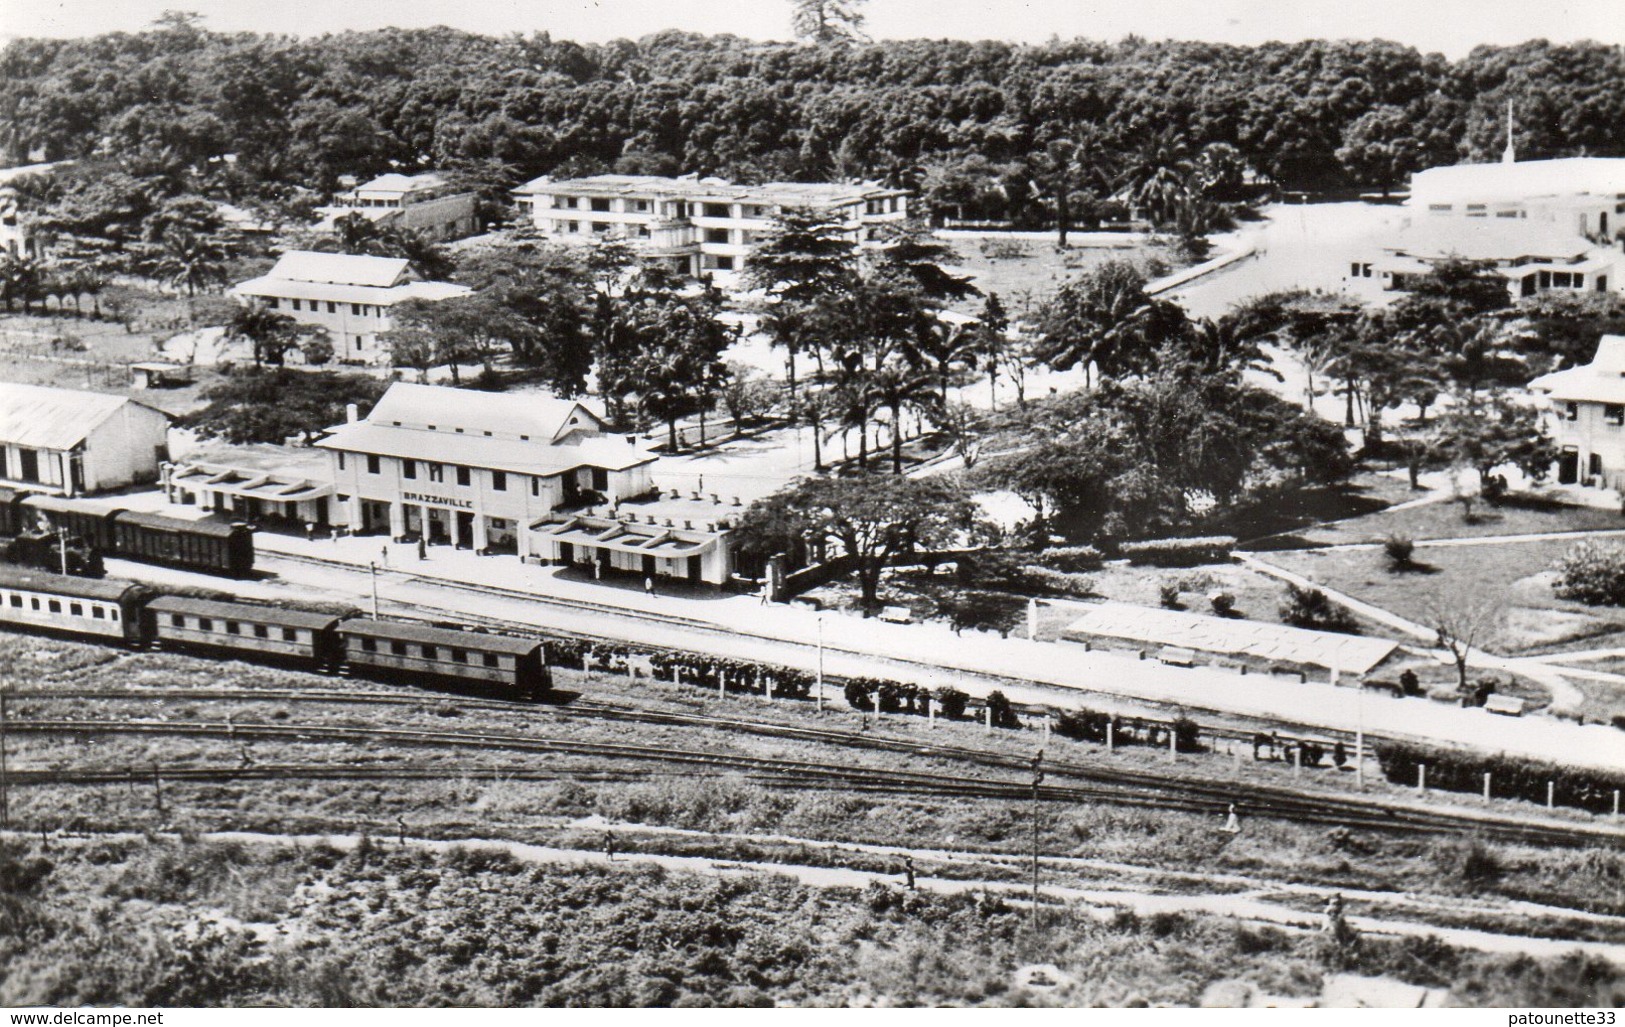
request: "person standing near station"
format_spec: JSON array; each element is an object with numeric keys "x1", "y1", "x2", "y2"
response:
[
  {"x1": 644, "y1": 576, "x2": 655, "y2": 598},
  {"x1": 417, "y1": 536, "x2": 427, "y2": 561},
  {"x1": 380, "y1": 544, "x2": 389, "y2": 568},
  {"x1": 604, "y1": 830, "x2": 616, "y2": 862},
  {"x1": 903, "y1": 854, "x2": 916, "y2": 890}
]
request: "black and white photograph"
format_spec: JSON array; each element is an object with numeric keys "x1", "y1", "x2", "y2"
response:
[{"x1": 0, "y1": 0, "x2": 1621, "y2": 1012}]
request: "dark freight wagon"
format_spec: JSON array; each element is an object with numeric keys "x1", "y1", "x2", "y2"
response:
[
  {"x1": 112, "y1": 511, "x2": 255, "y2": 578},
  {"x1": 20, "y1": 494, "x2": 121, "y2": 552}
]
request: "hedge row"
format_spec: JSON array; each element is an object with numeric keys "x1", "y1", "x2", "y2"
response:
[
  {"x1": 1054, "y1": 709, "x2": 1201, "y2": 752},
  {"x1": 546, "y1": 636, "x2": 816, "y2": 699},
  {"x1": 1375, "y1": 740, "x2": 1625, "y2": 813},
  {"x1": 1118, "y1": 536, "x2": 1237, "y2": 568}
]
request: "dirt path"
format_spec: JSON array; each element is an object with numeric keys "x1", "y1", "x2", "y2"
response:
[{"x1": 17, "y1": 827, "x2": 1623, "y2": 965}]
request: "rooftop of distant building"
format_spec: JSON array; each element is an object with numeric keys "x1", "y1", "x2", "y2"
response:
[
  {"x1": 513, "y1": 173, "x2": 907, "y2": 207},
  {"x1": 1409, "y1": 156, "x2": 1625, "y2": 205}
]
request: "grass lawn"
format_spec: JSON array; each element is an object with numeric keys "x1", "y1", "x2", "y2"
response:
[
  {"x1": 1293, "y1": 493, "x2": 1625, "y2": 548},
  {"x1": 944, "y1": 235, "x2": 1167, "y2": 312},
  {"x1": 1256, "y1": 538, "x2": 1625, "y2": 674}
]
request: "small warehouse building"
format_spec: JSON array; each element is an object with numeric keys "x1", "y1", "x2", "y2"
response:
[{"x1": 0, "y1": 382, "x2": 171, "y2": 496}]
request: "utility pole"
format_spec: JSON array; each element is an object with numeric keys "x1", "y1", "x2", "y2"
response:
[
  {"x1": 368, "y1": 561, "x2": 380, "y2": 620},
  {"x1": 1, "y1": 688, "x2": 10, "y2": 831},
  {"x1": 815, "y1": 615, "x2": 825, "y2": 712},
  {"x1": 58, "y1": 531, "x2": 68, "y2": 575},
  {"x1": 1030, "y1": 749, "x2": 1044, "y2": 929}
]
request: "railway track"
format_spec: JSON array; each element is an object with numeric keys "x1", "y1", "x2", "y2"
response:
[{"x1": 8, "y1": 713, "x2": 1619, "y2": 848}]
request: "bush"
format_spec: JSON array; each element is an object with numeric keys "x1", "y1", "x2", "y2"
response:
[
  {"x1": 1375, "y1": 740, "x2": 1625, "y2": 813},
  {"x1": 1398, "y1": 668, "x2": 1421, "y2": 696},
  {"x1": 1035, "y1": 545, "x2": 1105, "y2": 573},
  {"x1": 984, "y1": 690, "x2": 1020, "y2": 729},
  {"x1": 1209, "y1": 591, "x2": 1236, "y2": 616},
  {"x1": 1383, "y1": 534, "x2": 1415, "y2": 569},
  {"x1": 1119, "y1": 536, "x2": 1236, "y2": 568},
  {"x1": 1158, "y1": 583, "x2": 1181, "y2": 608},
  {"x1": 933, "y1": 686, "x2": 969, "y2": 719},
  {"x1": 1018, "y1": 565, "x2": 1096, "y2": 598},
  {"x1": 1553, "y1": 539, "x2": 1625, "y2": 605},
  {"x1": 1278, "y1": 584, "x2": 1360, "y2": 635}
]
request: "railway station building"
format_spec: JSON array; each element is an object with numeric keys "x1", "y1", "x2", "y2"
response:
[
  {"x1": 314, "y1": 382, "x2": 736, "y2": 585},
  {"x1": 0, "y1": 382, "x2": 171, "y2": 497}
]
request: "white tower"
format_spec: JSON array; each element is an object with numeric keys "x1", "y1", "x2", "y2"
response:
[{"x1": 1502, "y1": 100, "x2": 1516, "y2": 165}]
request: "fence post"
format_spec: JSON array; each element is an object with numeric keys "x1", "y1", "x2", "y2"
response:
[
  {"x1": 1106, "y1": 720, "x2": 1114, "y2": 752},
  {"x1": 1167, "y1": 726, "x2": 1176, "y2": 763},
  {"x1": 718, "y1": 671, "x2": 725, "y2": 700},
  {"x1": 1483, "y1": 771, "x2": 1492, "y2": 802},
  {"x1": 927, "y1": 696, "x2": 935, "y2": 729},
  {"x1": 983, "y1": 704, "x2": 992, "y2": 733},
  {"x1": 1417, "y1": 763, "x2": 1426, "y2": 794},
  {"x1": 1293, "y1": 745, "x2": 1302, "y2": 777},
  {"x1": 1615, "y1": 789, "x2": 1620, "y2": 816},
  {"x1": 1547, "y1": 780, "x2": 1555, "y2": 809}
]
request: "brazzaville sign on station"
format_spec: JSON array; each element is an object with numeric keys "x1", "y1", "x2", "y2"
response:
[{"x1": 402, "y1": 490, "x2": 474, "y2": 510}]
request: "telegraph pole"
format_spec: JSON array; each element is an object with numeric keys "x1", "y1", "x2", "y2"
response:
[
  {"x1": 1030, "y1": 749, "x2": 1044, "y2": 929},
  {"x1": 368, "y1": 561, "x2": 380, "y2": 620},
  {"x1": 815, "y1": 615, "x2": 825, "y2": 712},
  {"x1": 58, "y1": 531, "x2": 68, "y2": 575},
  {"x1": 1, "y1": 688, "x2": 10, "y2": 831}
]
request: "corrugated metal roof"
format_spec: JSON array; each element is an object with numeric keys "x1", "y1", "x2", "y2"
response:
[
  {"x1": 1410, "y1": 157, "x2": 1625, "y2": 205},
  {"x1": 0, "y1": 383, "x2": 163, "y2": 451},
  {"x1": 147, "y1": 595, "x2": 342, "y2": 630},
  {"x1": 338, "y1": 618, "x2": 543, "y2": 655},
  {"x1": 1062, "y1": 601, "x2": 1398, "y2": 675},
  {"x1": 116, "y1": 511, "x2": 244, "y2": 537},
  {"x1": 315, "y1": 421, "x2": 653, "y2": 477},
  {"x1": 357, "y1": 172, "x2": 451, "y2": 194},
  {"x1": 233, "y1": 275, "x2": 470, "y2": 307},
  {"x1": 1384, "y1": 218, "x2": 1593, "y2": 262},
  {"x1": 265, "y1": 251, "x2": 411, "y2": 288},
  {"x1": 0, "y1": 565, "x2": 144, "y2": 602},
  {"x1": 366, "y1": 382, "x2": 605, "y2": 441}
]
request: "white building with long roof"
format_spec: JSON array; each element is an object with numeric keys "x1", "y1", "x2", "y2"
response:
[
  {"x1": 231, "y1": 251, "x2": 471, "y2": 364},
  {"x1": 315, "y1": 172, "x2": 478, "y2": 241},
  {"x1": 1528, "y1": 334, "x2": 1625, "y2": 489},
  {"x1": 314, "y1": 382, "x2": 735, "y2": 584}
]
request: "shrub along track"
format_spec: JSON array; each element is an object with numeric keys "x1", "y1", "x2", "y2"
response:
[{"x1": 5, "y1": 692, "x2": 1621, "y2": 849}]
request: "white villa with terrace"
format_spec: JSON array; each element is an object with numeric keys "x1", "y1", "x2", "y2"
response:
[
  {"x1": 1529, "y1": 334, "x2": 1625, "y2": 490},
  {"x1": 314, "y1": 172, "x2": 479, "y2": 242}
]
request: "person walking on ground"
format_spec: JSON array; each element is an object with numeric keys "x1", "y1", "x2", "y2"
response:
[
  {"x1": 644, "y1": 576, "x2": 655, "y2": 598},
  {"x1": 304, "y1": 522, "x2": 315, "y2": 542},
  {"x1": 604, "y1": 830, "x2": 616, "y2": 862},
  {"x1": 1222, "y1": 802, "x2": 1242, "y2": 834},
  {"x1": 380, "y1": 544, "x2": 389, "y2": 569},
  {"x1": 417, "y1": 537, "x2": 427, "y2": 561},
  {"x1": 903, "y1": 854, "x2": 916, "y2": 890}
]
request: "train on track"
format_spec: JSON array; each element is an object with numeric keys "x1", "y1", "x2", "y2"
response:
[
  {"x1": 0, "y1": 564, "x2": 550, "y2": 700},
  {"x1": 0, "y1": 489, "x2": 255, "y2": 578}
]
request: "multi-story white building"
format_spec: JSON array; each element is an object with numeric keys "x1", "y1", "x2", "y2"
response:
[
  {"x1": 0, "y1": 161, "x2": 67, "y2": 260},
  {"x1": 1349, "y1": 156, "x2": 1625, "y2": 301},
  {"x1": 231, "y1": 251, "x2": 471, "y2": 364},
  {"x1": 0, "y1": 383, "x2": 171, "y2": 496},
  {"x1": 511, "y1": 174, "x2": 909, "y2": 288},
  {"x1": 314, "y1": 383, "x2": 735, "y2": 585},
  {"x1": 315, "y1": 172, "x2": 479, "y2": 241},
  {"x1": 1529, "y1": 334, "x2": 1625, "y2": 489}
]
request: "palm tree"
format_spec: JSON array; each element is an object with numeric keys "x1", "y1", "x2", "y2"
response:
[
  {"x1": 226, "y1": 301, "x2": 304, "y2": 366},
  {"x1": 152, "y1": 230, "x2": 228, "y2": 298},
  {"x1": 1119, "y1": 128, "x2": 1195, "y2": 227},
  {"x1": 864, "y1": 345, "x2": 941, "y2": 474}
]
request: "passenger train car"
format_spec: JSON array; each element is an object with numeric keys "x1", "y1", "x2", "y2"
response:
[{"x1": 0, "y1": 565, "x2": 549, "y2": 700}]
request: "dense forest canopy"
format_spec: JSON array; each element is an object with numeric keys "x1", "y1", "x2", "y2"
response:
[{"x1": 2, "y1": 22, "x2": 1622, "y2": 219}]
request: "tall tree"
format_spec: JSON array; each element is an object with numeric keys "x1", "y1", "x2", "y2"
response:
[{"x1": 790, "y1": 0, "x2": 869, "y2": 44}]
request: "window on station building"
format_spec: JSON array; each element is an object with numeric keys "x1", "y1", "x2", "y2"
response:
[
  {"x1": 367, "y1": 455, "x2": 381, "y2": 474},
  {"x1": 352, "y1": 303, "x2": 362, "y2": 315},
  {"x1": 291, "y1": 299, "x2": 302, "y2": 311},
  {"x1": 326, "y1": 301, "x2": 337, "y2": 313},
  {"x1": 592, "y1": 468, "x2": 609, "y2": 491},
  {"x1": 403, "y1": 459, "x2": 417, "y2": 480},
  {"x1": 456, "y1": 466, "x2": 471, "y2": 487},
  {"x1": 1606, "y1": 405, "x2": 1624, "y2": 427},
  {"x1": 1566, "y1": 402, "x2": 1580, "y2": 421},
  {"x1": 428, "y1": 463, "x2": 444, "y2": 483},
  {"x1": 492, "y1": 471, "x2": 507, "y2": 491}
]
